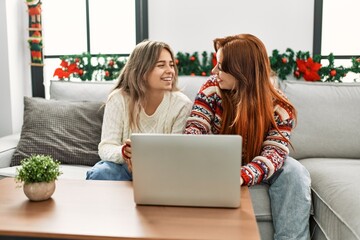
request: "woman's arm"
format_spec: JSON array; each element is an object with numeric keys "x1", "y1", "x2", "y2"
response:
[
  {"x1": 184, "y1": 78, "x2": 222, "y2": 135},
  {"x1": 98, "y1": 91, "x2": 127, "y2": 164},
  {"x1": 170, "y1": 98, "x2": 193, "y2": 134},
  {"x1": 241, "y1": 104, "x2": 295, "y2": 186}
]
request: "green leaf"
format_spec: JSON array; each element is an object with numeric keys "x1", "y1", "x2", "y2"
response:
[{"x1": 15, "y1": 154, "x2": 62, "y2": 184}]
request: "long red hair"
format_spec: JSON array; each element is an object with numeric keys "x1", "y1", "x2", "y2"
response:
[{"x1": 214, "y1": 34, "x2": 296, "y2": 164}]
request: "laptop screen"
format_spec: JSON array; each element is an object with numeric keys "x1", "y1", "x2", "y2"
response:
[{"x1": 131, "y1": 134, "x2": 242, "y2": 208}]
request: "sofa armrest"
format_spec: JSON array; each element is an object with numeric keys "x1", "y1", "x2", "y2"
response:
[{"x1": 0, "y1": 133, "x2": 20, "y2": 168}]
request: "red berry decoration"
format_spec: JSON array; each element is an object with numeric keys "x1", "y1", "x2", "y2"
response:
[
  {"x1": 105, "y1": 71, "x2": 110, "y2": 77},
  {"x1": 190, "y1": 56, "x2": 196, "y2": 61},
  {"x1": 109, "y1": 60, "x2": 114, "y2": 67},
  {"x1": 330, "y1": 69, "x2": 337, "y2": 77},
  {"x1": 78, "y1": 69, "x2": 83, "y2": 76},
  {"x1": 294, "y1": 70, "x2": 300, "y2": 78},
  {"x1": 201, "y1": 71, "x2": 206, "y2": 76},
  {"x1": 175, "y1": 59, "x2": 179, "y2": 64},
  {"x1": 281, "y1": 57, "x2": 287, "y2": 64}
]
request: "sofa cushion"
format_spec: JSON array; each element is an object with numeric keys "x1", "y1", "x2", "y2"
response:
[
  {"x1": 281, "y1": 80, "x2": 360, "y2": 160},
  {"x1": 0, "y1": 164, "x2": 91, "y2": 180},
  {"x1": 249, "y1": 184, "x2": 272, "y2": 222},
  {"x1": 300, "y1": 158, "x2": 360, "y2": 240},
  {"x1": 0, "y1": 133, "x2": 20, "y2": 168},
  {"x1": 10, "y1": 97, "x2": 104, "y2": 167},
  {"x1": 248, "y1": 185, "x2": 273, "y2": 240},
  {"x1": 50, "y1": 80, "x2": 115, "y2": 101},
  {"x1": 49, "y1": 77, "x2": 208, "y2": 102}
]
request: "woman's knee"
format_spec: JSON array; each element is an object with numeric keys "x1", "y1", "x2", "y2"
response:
[
  {"x1": 86, "y1": 161, "x2": 130, "y2": 180},
  {"x1": 281, "y1": 157, "x2": 311, "y2": 185}
]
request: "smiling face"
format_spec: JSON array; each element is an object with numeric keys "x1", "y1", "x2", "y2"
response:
[
  {"x1": 146, "y1": 49, "x2": 175, "y2": 93},
  {"x1": 211, "y1": 48, "x2": 237, "y2": 90}
]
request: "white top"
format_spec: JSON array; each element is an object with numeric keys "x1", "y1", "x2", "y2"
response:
[{"x1": 98, "y1": 89, "x2": 193, "y2": 164}]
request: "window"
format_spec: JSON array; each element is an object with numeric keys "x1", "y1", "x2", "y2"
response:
[
  {"x1": 35, "y1": 0, "x2": 148, "y2": 97},
  {"x1": 314, "y1": 0, "x2": 360, "y2": 82}
]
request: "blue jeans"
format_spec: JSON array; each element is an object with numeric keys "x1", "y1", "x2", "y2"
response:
[
  {"x1": 265, "y1": 157, "x2": 312, "y2": 240},
  {"x1": 86, "y1": 160, "x2": 133, "y2": 181}
]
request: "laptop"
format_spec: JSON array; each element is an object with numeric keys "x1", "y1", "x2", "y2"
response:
[{"x1": 131, "y1": 133, "x2": 242, "y2": 208}]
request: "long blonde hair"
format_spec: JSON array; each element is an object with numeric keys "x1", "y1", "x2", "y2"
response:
[
  {"x1": 113, "y1": 40, "x2": 179, "y2": 130},
  {"x1": 214, "y1": 34, "x2": 296, "y2": 164}
]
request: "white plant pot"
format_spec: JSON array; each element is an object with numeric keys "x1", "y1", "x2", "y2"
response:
[{"x1": 23, "y1": 181, "x2": 56, "y2": 201}]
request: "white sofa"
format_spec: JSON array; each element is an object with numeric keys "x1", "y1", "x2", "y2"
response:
[{"x1": 1, "y1": 77, "x2": 360, "y2": 240}]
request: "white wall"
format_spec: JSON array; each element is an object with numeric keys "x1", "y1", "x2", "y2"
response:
[
  {"x1": 0, "y1": 0, "x2": 12, "y2": 137},
  {"x1": 0, "y1": 0, "x2": 314, "y2": 137},
  {"x1": 148, "y1": 0, "x2": 314, "y2": 54},
  {"x1": 0, "y1": 0, "x2": 31, "y2": 137}
]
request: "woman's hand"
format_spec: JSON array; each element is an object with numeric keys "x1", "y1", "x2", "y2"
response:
[{"x1": 122, "y1": 139, "x2": 132, "y2": 172}]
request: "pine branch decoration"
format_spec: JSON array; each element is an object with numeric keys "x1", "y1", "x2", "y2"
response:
[{"x1": 53, "y1": 49, "x2": 360, "y2": 82}]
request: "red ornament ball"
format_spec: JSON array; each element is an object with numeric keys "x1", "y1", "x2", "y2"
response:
[
  {"x1": 330, "y1": 69, "x2": 337, "y2": 77},
  {"x1": 281, "y1": 57, "x2": 287, "y2": 64}
]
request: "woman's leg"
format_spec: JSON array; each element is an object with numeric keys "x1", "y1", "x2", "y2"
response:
[
  {"x1": 268, "y1": 157, "x2": 312, "y2": 240},
  {"x1": 86, "y1": 160, "x2": 132, "y2": 181}
]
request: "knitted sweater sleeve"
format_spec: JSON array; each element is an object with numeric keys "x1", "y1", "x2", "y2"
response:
[
  {"x1": 184, "y1": 77, "x2": 222, "y2": 134},
  {"x1": 241, "y1": 101, "x2": 295, "y2": 186},
  {"x1": 98, "y1": 90, "x2": 127, "y2": 164},
  {"x1": 169, "y1": 92, "x2": 193, "y2": 134}
]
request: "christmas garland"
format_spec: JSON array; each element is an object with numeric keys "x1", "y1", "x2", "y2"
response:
[
  {"x1": 53, "y1": 49, "x2": 360, "y2": 82},
  {"x1": 270, "y1": 48, "x2": 360, "y2": 82},
  {"x1": 53, "y1": 51, "x2": 216, "y2": 81},
  {"x1": 53, "y1": 53, "x2": 127, "y2": 81}
]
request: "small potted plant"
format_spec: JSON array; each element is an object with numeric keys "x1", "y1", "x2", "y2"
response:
[{"x1": 15, "y1": 154, "x2": 62, "y2": 201}]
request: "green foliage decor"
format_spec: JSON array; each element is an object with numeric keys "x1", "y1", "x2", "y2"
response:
[
  {"x1": 15, "y1": 154, "x2": 62, "y2": 184},
  {"x1": 53, "y1": 49, "x2": 360, "y2": 82},
  {"x1": 176, "y1": 51, "x2": 216, "y2": 76},
  {"x1": 53, "y1": 53, "x2": 127, "y2": 81},
  {"x1": 53, "y1": 51, "x2": 216, "y2": 81},
  {"x1": 270, "y1": 48, "x2": 360, "y2": 82}
]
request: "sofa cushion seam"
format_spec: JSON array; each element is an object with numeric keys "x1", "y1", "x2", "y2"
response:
[
  {"x1": 312, "y1": 215, "x2": 330, "y2": 240},
  {"x1": 0, "y1": 147, "x2": 16, "y2": 154},
  {"x1": 311, "y1": 187, "x2": 360, "y2": 239}
]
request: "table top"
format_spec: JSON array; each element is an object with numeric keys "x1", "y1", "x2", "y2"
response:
[{"x1": 0, "y1": 178, "x2": 260, "y2": 240}]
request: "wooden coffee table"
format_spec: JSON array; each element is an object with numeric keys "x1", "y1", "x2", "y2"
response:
[{"x1": 0, "y1": 178, "x2": 260, "y2": 240}]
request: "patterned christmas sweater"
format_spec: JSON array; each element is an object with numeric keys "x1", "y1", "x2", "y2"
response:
[{"x1": 184, "y1": 76, "x2": 295, "y2": 186}]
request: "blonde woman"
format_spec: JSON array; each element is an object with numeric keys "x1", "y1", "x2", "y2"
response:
[{"x1": 86, "y1": 40, "x2": 192, "y2": 181}]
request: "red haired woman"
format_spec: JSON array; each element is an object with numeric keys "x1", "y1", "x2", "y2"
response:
[{"x1": 184, "y1": 34, "x2": 311, "y2": 240}]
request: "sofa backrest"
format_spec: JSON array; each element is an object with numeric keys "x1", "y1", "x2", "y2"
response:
[
  {"x1": 51, "y1": 78, "x2": 360, "y2": 160},
  {"x1": 50, "y1": 76, "x2": 208, "y2": 102},
  {"x1": 281, "y1": 80, "x2": 360, "y2": 160},
  {"x1": 50, "y1": 80, "x2": 114, "y2": 102}
]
